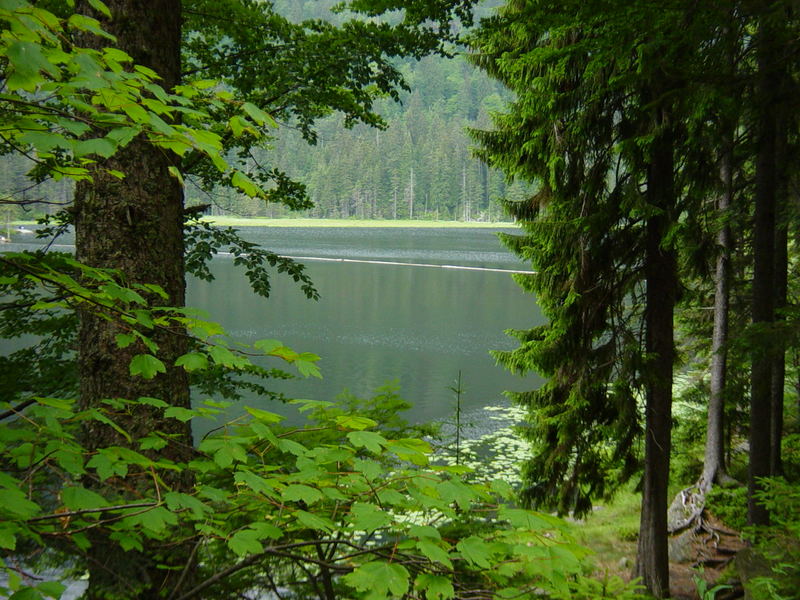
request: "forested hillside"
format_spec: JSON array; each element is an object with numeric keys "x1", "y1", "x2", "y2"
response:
[
  {"x1": 1, "y1": 0, "x2": 523, "y2": 223},
  {"x1": 191, "y1": 0, "x2": 520, "y2": 221}
]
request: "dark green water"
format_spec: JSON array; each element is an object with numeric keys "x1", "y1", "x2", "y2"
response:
[
  {"x1": 1, "y1": 226, "x2": 545, "y2": 430},
  {"x1": 187, "y1": 227, "x2": 544, "y2": 429}
]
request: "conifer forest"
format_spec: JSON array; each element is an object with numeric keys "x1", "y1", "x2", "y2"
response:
[{"x1": 0, "y1": 1, "x2": 799, "y2": 600}]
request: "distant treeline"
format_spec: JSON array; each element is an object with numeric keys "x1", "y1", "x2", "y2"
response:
[
  {"x1": 192, "y1": 55, "x2": 530, "y2": 222},
  {"x1": 1, "y1": 0, "x2": 529, "y2": 223}
]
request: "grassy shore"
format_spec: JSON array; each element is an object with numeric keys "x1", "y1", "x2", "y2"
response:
[{"x1": 199, "y1": 216, "x2": 518, "y2": 229}]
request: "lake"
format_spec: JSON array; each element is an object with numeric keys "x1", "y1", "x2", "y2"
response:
[
  {"x1": 1, "y1": 225, "x2": 545, "y2": 431},
  {"x1": 187, "y1": 226, "x2": 544, "y2": 430}
]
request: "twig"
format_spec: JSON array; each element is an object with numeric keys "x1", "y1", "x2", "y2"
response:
[
  {"x1": 0, "y1": 398, "x2": 37, "y2": 421},
  {"x1": 27, "y1": 501, "x2": 158, "y2": 522},
  {"x1": 167, "y1": 537, "x2": 204, "y2": 600}
]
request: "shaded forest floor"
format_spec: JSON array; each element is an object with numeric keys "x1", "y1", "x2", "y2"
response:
[{"x1": 571, "y1": 494, "x2": 747, "y2": 599}]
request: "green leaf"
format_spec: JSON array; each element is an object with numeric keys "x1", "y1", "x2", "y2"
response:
[
  {"x1": 175, "y1": 352, "x2": 208, "y2": 372},
  {"x1": 490, "y1": 479, "x2": 515, "y2": 499},
  {"x1": 354, "y1": 458, "x2": 382, "y2": 481},
  {"x1": 212, "y1": 440, "x2": 248, "y2": 468},
  {"x1": 9, "y1": 588, "x2": 42, "y2": 600},
  {"x1": 416, "y1": 539, "x2": 453, "y2": 569},
  {"x1": 276, "y1": 438, "x2": 307, "y2": 456},
  {"x1": 34, "y1": 397, "x2": 75, "y2": 411},
  {"x1": 253, "y1": 339, "x2": 282, "y2": 353},
  {"x1": 415, "y1": 574, "x2": 455, "y2": 600},
  {"x1": 498, "y1": 507, "x2": 562, "y2": 531},
  {"x1": 61, "y1": 486, "x2": 109, "y2": 510},
  {"x1": 294, "y1": 509, "x2": 334, "y2": 532},
  {"x1": 126, "y1": 506, "x2": 177, "y2": 534},
  {"x1": 73, "y1": 137, "x2": 116, "y2": 158},
  {"x1": 131, "y1": 309, "x2": 154, "y2": 328},
  {"x1": 347, "y1": 430, "x2": 386, "y2": 453},
  {"x1": 163, "y1": 406, "x2": 196, "y2": 422},
  {"x1": 229, "y1": 115, "x2": 249, "y2": 137},
  {"x1": 408, "y1": 524, "x2": 440, "y2": 540},
  {"x1": 456, "y1": 536, "x2": 493, "y2": 569},
  {"x1": 6, "y1": 41, "x2": 58, "y2": 90},
  {"x1": 208, "y1": 344, "x2": 246, "y2": 368},
  {"x1": 436, "y1": 479, "x2": 477, "y2": 511},
  {"x1": 334, "y1": 415, "x2": 377, "y2": 431},
  {"x1": 167, "y1": 165, "x2": 184, "y2": 185},
  {"x1": 296, "y1": 357, "x2": 322, "y2": 378},
  {"x1": 347, "y1": 502, "x2": 392, "y2": 531},
  {"x1": 0, "y1": 488, "x2": 41, "y2": 519},
  {"x1": 233, "y1": 470, "x2": 280, "y2": 496},
  {"x1": 129, "y1": 354, "x2": 166, "y2": 379},
  {"x1": 231, "y1": 170, "x2": 261, "y2": 198},
  {"x1": 139, "y1": 435, "x2": 167, "y2": 450},
  {"x1": 249, "y1": 522, "x2": 283, "y2": 541},
  {"x1": 0, "y1": 523, "x2": 20, "y2": 550},
  {"x1": 86, "y1": 452, "x2": 118, "y2": 481},
  {"x1": 245, "y1": 406, "x2": 283, "y2": 424},
  {"x1": 54, "y1": 448, "x2": 84, "y2": 475},
  {"x1": 282, "y1": 484, "x2": 323, "y2": 505},
  {"x1": 242, "y1": 102, "x2": 276, "y2": 127},
  {"x1": 137, "y1": 397, "x2": 168, "y2": 408},
  {"x1": 343, "y1": 561, "x2": 410, "y2": 598},
  {"x1": 67, "y1": 13, "x2": 115, "y2": 40},
  {"x1": 228, "y1": 529, "x2": 263, "y2": 557},
  {"x1": 19, "y1": 131, "x2": 67, "y2": 153},
  {"x1": 115, "y1": 333, "x2": 136, "y2": 348},
  {"x1": 386, "y1": 438, "x2": 430, "y2": 465},
  {"x1": 163, "y1": 492, "x2": 209, "y2": 519},
  {"x1": 36, "y1": 581, "x2": 65, "y2": 599},
  {"x1": 109, "y1": 530, "x2": 143, "y2": 553},
  {"x1": 87, "y1": 0, "x2": 112, "y2": 18}
]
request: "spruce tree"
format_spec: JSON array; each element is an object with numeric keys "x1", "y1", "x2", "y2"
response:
[{"x1": 468, "y1": 1, "x2": 719, "y2": 595}]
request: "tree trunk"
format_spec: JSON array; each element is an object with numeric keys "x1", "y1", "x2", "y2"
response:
[
  {"x1": 769, "y1": 96, "x2": 789, "y2": 477},
  {"x1": 635, "y1": 114, "x2": 676, "y2": 599},
  {"x1": 770, "y1": 207, "x2": 787, "y2": 476},
  {"x1": 74, "y1": 1, "x2": 194, "y2": 597},
  {"x1": 749, "y1": 13, "x2": 780, "y2": 528},
  {"x1": 701, "y1": 147, "x2": 733, "y2": 492}
]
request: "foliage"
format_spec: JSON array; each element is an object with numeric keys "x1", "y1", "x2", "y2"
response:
[
  {"x1": 469, "y1": 0, "x2": 683, "y2": 517},
  {"x1": 184, "y1": 217, "x2": 319, "y2": 301},
  {"x1": 0, "y1": 261, "x2": 615, "y2": 599},
  {"x1": 744, "y1": 478, "x2": 800, "y2": 600},
  {"x1": 0, "y1": 2, "x2": 645, "y2": 598},
  {"x1": 0, "y1": 0, "x2": 279, "y2": 200},
  {"x1": 693, "y1": 570, "x2": 732, "y2": 600},
  {"x1": 706, "y1": 486, "x2": 748, "y2": 532},
  {"x1": 552, "y1": 573, "x2": 646, "y2": 600}
]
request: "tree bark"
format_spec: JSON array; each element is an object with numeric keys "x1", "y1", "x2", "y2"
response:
[
  {"x1": 769, "y1": 94, "x2": 789, "y2": 477},
  {"x1": 635, "y1": 113, "x2": 676, "y2": 599},
  {"x1": 748, "y1": 12, "x2": 780, "y2": 528},
  {"x1": 74, "y1": 1, "x2": 194, "y2": 597},
  {"x1": 701, "y1": 149, "x2": 733, "y2": 493}
]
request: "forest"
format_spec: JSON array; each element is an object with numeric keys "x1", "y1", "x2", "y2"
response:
[{"x1": 0, "y1": 1, "x2": 799, "y2": 600}]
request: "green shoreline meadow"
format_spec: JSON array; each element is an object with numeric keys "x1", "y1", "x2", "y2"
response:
[{"x1": 198, "y1": 216, "x2": 519, "y2": 229}]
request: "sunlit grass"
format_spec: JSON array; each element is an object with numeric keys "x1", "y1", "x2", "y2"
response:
[
  {"x1": 199, "y1": 216, "x2": 518, "y2": 228},
  {"x1": 566, "y1": 486, "x2": 642, "y2": 575}
]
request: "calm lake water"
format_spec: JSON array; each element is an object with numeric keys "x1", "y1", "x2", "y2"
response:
[
  {"x1": 187, "y1": 227, "x2": 544, "y2": 429},
  {"x1": 2, "y1": 226, "x2": 545, "y2": 431}
]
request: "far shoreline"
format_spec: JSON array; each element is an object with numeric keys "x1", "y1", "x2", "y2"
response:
[{"x1": 198, "y1": 216, "x2": 519, "y2": 229}]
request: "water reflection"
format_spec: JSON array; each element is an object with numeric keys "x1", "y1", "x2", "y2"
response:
[{"x1": 188, "y1": 227, "x2": 544, "y2": 428}]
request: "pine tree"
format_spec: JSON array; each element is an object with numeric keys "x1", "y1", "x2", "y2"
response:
[{"x1": 469, "y1": 1, "x2": 720, "y2": 595}]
